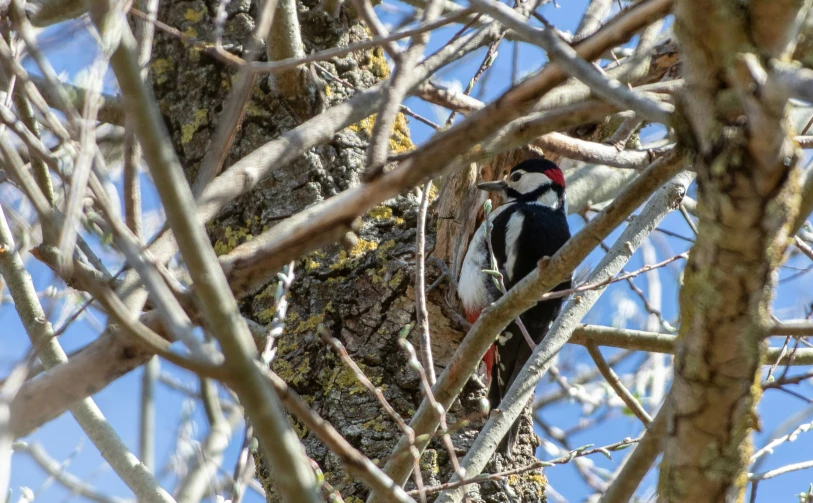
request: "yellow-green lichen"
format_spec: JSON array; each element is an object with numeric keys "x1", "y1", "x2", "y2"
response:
[
  {"x1": 420, "y1": 449, "x2": 440, "y2": 475},
  {"x1": 508, "y1": 471, "x2": 547, "y2": 488},
  {"x1": 428, "y1": 182, "x2": 439, "y2": 200},
  {"x1": 348, "y1": 113, "x2": 413, "y2": 154},
  {"x1": 273, "y1": 358, "x2": 295, "y2": 382},
  {"x1": 273, "y1": 355, "x2": 310, "y2": 386},
  {"x1": 350, "y1": 239, "x2": 378, "y2": 257},
  {"x1": 275, "y1": 335, "x2": 299, "y2": 357},
  {"x1": 349, "y1": 115, "x2": 376, "y2": 135},
  {"x1": 390, "y1": 112, "x2": 414, "y2": 153},
  {"x1": 293, "y1": 313, "x2": 325, "y2": 334},
  {"x1": 328, "y1": 239, "x2": 378, "y2": 271},
  {"x1": 321, "y1": 362, "x2": 380, "y2": 395},
  {"x1": 368, "y1": 264, "x2": 388, "y2": 287},
  {"x1": 301, "y1": 250, "x2": 328, "y2": 272},
  {"x1": 368, "y1": 205, "x2": 393, "y2": 220},
  {"x1": 184, "y1": 7, "x2": 204, "y2": 21},
  {"x1": 255, "y1": 306, "x2": 275, "y2": 324},
  {"x1": 367, "y1": 206, "x2": 405, "y2": 225},
  {"x1": 182, "y1": 26, "x2": 198, "y2": 38},
  {"x1": 362, "y1": 416, "x2": 390, "y2": 432},
  {"x1": 368, "y1": 47, "x2": 390, "y2": 79},
  {"x1": 212, "y1": 223, "x2": 252, "y2": 256},
  {"x1": 388, "y1": 269, "x2": 405, "y2": 288},
  {"x1": 181, "y1": 108, "x2": 210, "y2": 145},
  {"x1": 378, "y1": 239, "x2": 397, "y2": 253},
  {"x1": 151, "y1": 58, "x2": 172, "y2": 84},
  {"x1": 246, "y1": 101, "x2": 273, "y2": 119}
]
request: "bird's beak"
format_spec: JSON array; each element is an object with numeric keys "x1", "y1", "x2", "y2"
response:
[{"x1": 476, "y1": 180, "x2": 508, "y2": 192}]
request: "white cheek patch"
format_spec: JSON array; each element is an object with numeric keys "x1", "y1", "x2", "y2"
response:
[{"x1": 516, "y1": 172, "x2": 552, "y2": 194}]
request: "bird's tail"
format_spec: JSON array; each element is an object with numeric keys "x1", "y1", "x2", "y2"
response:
[{"x1": 488, "y1": 368, "x2": 521, "y2": 459}]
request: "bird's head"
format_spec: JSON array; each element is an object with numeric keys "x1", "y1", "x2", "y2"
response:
[{"x1": 477, "y1": 159, "x2": 566, "y2": 210}]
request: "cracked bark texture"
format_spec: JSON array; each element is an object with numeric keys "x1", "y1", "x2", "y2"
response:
[
  {"x1": 659, "y1": 1, "x2": 804, "y2": 501},
  {"x1": 149, "y1": 0, "x2": 547, "y2": 500}
]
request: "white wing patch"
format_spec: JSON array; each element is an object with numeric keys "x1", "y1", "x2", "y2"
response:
[{"x1": 504, "y1": 212, "x2": 525, "y2": 283}]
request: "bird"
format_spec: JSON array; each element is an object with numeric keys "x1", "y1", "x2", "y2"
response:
[{"x1": 457, "y1": 158, "x2": 572, "y2": 456}]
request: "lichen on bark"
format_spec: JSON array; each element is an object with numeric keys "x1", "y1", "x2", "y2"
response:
[{"x1": 149, "y1": 0, "x2": 548, "y2": 500}]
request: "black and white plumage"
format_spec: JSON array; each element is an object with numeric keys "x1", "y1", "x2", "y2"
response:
[{"x1": 458, "y1": 158, "x2": 572, "y2": 454}]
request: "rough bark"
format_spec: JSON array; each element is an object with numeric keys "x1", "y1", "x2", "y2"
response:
[
  {"x1": 149, "y1": 0, "x2": 547, "y2": 500},
  {"x1": 658, "y1": 1, "x2": 804, "y2": 501}
]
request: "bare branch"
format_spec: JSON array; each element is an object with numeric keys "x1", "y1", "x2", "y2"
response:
[
  {"x1": 175, "y1": 410, "x2": 242, "y2": 503},
  {"x1": 415, "y1": 181, "x2": 437, "y2": 385},
  {"x1": 573, "y1": 0, "x2": 613, "y2": 42},
  {"x1": 468, "y1": 0, "x2": 674, "y2": 124},
  {"x1": 749, "y1": 459, "x2": 813, "y2": 481},
  {"x1": 267, "y1": 0, "x2": 303, "y2": 99},
  {"x1": 598, "y1": 402, "x2": 668, "y2": 503},
  {"x1": 0, "y1": 206, "x2": 175, "y2": 502},
  {"x1": 365, "y1": 0, "x2": 443, "y2": 172},
  {"x1": 191, "y1": 0, "x2": 276, "y2": 197},
  {"x1": 13, "y1": 442, "x2": 131, "y2": 503},
  {"x1": 139, "y1": 358, "x2": 159, "y2": 472},
  {"x1": 535, "y1": 132, "x2": 672, "y2": 170},
  {"x1": 88, "y1": 1, "x2": 322, "y2": 500},
  {"x1": 585, "y1": 344, "x2": 653, "y2": 426}
]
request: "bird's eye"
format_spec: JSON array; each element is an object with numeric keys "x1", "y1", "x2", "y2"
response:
[{"x1": 510, "y1": 172, "x2": 522, "y2": 182}]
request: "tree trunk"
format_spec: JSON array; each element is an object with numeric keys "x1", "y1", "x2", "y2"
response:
[
  {"x1": 150, "y1": 0, "x2": 547, "y2": 500},
  {"x1": 658, "y1": 1, "x2": 804, "y2": 501}
]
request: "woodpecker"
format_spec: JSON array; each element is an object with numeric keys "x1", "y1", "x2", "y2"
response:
[{"x1": 458, "y1": 158, "x2": 571, "y2": 454}]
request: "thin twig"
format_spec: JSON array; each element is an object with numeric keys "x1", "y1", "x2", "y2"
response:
[
  {"x1": 409, "y1": 436, "x2": 639, "y2": 496},
  {"x1": 537, "y1": 252, "x2": 688, "y2": 302},
  {"x1": 13, "y1": 442, "x2": 130, "y2": 503},
  {"x1": 319, "y1": 326, "x2": 426, "y2": 501},
  {"x1": 598, "y1": 402, "x2": 669, "y2": 503},
  {"x1": 749, "y1": 459, "x2": 813, "y2": 481},
  {"x1": 0, "y1": 203, "x2": 175, "y2": 503},
  {"x1": 190, "y1": 0, "x2": 276, "y2": 197},
  {"x1": 365, "y1": 0, "x2": 444, "y2": 175},
  {"x1": 585, "y1": 344, "x2": 652, "y2": 425},
  {"x1": 415, "y1": 181, "x2": 437, "y2": 385},
  {"x1": 256, "y1": 363, "x2": 417, "y2": 503},
  {"x1": 469, "y1": 0, "x2": 673, "y2": 124}
]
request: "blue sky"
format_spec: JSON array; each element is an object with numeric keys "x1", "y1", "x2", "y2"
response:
[{"x1": 2, "y1": 1, "x2": 813, "y2": 501}]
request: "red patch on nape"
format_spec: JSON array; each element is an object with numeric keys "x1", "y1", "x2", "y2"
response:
[
  {"x1": 483, "y1": 345, "x2": 496, "y2": 388},
  {"x1": 465, "y1": 310, "x2": 481, "y2": 325},
  {"x1": 544, "y1": 166, "x2": 566, "y2": 188}
]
